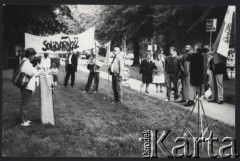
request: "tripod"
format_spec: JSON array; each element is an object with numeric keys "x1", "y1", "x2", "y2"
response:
[{"x1": 181, "y1": 87, "x2": 210, "y2": 137}]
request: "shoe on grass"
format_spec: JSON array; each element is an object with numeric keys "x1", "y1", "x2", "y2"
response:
[
  {"x1": 21, "y1": 122, "x2": 31, "y2": 127},
  {"x1": 25, "y1": 120, "x2": 31, "y2": 124},
  {"x1": 165, "y1": 99, "x2": 170, "y2": 102}
]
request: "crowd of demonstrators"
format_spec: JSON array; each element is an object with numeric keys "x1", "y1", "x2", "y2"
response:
[
  {"x1": 13, "y1": 43, "x2": 227, "y2": 126},
  {"x1": 137, "y1": 44, "x2": 226, "y2": 106},
  {"x1": 84, "y1": 49, "x2": 102, "y2": 93}
]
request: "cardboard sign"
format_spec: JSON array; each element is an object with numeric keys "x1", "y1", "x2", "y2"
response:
[{"x1": 206, "y1": 19, "x2": 217, "y2": 32}]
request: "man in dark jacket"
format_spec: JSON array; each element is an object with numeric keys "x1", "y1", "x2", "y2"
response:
[
  {"x1": 165, "y1": 47, "x2": 184, "y2": 102},
  {"x1": 63, "y1": 50, "x2": 78, "y2": 87},
  {"x1": 208, "y1": 55, "x2": 226, "y2": 104}
]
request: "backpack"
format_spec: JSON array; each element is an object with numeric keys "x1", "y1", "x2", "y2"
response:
[{"x1": 12, "y1": 60, "x2": 31, "y2": 88}]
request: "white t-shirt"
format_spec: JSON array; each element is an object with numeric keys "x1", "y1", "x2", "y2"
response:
[
  {"x1": 21, "y1": 58, "x2": 40, "y2": 92},
  {"x1": 40, "y1": 57, "x2": 51, "y2": 69}
]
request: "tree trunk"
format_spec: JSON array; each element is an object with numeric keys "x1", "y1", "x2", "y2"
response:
[{"x1": 132, "y1": 37, "x2": 140, "y2": 66}]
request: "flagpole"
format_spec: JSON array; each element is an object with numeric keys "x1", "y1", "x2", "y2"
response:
[{"x1": 209, "y1": 31, "x2": 212, "y2": 50}]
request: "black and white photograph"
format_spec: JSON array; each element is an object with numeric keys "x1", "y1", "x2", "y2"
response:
[{"x1": 1, "y1": 1, "x2": 238, "y2": 158}]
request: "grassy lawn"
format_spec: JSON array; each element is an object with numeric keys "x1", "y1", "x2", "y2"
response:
[{"x1": 2, "y1": 66, "x2": 235, "y2": 157}]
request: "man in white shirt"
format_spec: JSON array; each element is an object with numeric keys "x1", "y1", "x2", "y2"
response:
[
  {"x1": 108, "y1": 47, "x2": 124, "y2": 103},
  {"x1": 40, "y1": 53, "x2": 51, "y2": 72}
]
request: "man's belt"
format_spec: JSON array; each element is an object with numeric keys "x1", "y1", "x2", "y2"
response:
[{"x1": 112, "y1": 73, "x2": 119, "y2": 76}]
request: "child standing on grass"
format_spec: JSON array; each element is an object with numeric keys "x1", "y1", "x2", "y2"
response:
[{"x1": 49, "y1": 63, "x2": 58, "y2": 88}]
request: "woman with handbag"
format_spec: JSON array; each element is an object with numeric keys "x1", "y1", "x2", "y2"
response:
[{"x1": 19, "y1": 48, "x2": 41, "y2": 126}]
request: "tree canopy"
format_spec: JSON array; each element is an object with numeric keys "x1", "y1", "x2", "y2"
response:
[
  {"x1": 3, "y1": 5, "x2": 73, "y2": 44},
  {"x1": 96, "y1": 5, "x2": 228, "y2": 65}
]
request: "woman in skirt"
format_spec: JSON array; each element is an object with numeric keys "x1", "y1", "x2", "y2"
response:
[{"x1": 153, "y1": 54, "x2": 165, "y2": 93}]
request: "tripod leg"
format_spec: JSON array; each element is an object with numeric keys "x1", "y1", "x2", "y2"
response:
[
  {"x1": 181, "y1": 102, "x2": 197, "y2": 136},
  {"x1": 198, "y1": 99, "x2": 200, "y2": 137},
  {"x1": 168, "y1": 104, "x2": 192, "y2": 130},
  {"x1": 199, "y1": 99, "x2": 209, "y2": 128}
]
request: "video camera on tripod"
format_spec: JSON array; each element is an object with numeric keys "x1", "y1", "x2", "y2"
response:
[{"x1": 181, "y1": 46, "x2": 210, "y2": 137}]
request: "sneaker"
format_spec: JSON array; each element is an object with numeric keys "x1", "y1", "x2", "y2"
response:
[
  {"x1": 145, "y1": 90, "x2": 149, "y2": 94},
  {"x1": 138, "y1": 90, "x2": 141, "y2": 93},
  {"x1": 160, "y1": 90, "x2": 163, "y2": 93},
  {"x1": 165, "y1": 99, "x2": 170, "y2": 102},
  {"x1": 217, "y1": 100, "x2": 224, "y2": 104},
  {"x1": 21, "y1": 122, "x2": 31, "y2": 126},
  {"x1": 83, "y1": 91, "x2": 87, "y2": 93}
]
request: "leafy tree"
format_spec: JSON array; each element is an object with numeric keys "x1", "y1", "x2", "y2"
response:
[
  {"x1": 97, "y1": 5, "x2": 154, "y2": 66},
  {"x1": 3, "y1": 5, "x2": 72, "y2": 45},
  {"x1": 153, "y1": 6, "x2": 228, "y2": 54}
]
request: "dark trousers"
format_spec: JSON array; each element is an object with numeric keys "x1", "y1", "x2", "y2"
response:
[
  {"x1": 20, "y1": 88, "x2": 33, "y2": 123},
  {"x1": 166, "y1": 73, "x2": 178, "y2": 100},
  {"x1": 85, "y1": 72, "x2": 99, "y2": 92},
  {"x1": 112, "y1": 74, "x2": 122, "y2": 102},
  {"x1": 64, "y1": 65, "x2": 75, "y2": 87}
]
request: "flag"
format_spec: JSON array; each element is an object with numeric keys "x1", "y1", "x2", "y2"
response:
[{"x1": 213, "y1": 6, "x2": 235, "y2": 64}]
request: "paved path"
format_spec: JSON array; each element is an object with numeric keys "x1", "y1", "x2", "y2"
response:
[{"x1": 76, "y1": 63, "x2": 235, "y2": 127}]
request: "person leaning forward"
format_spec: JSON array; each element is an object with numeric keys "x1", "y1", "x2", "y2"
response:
[{"x1": 108, "y1": 47, "x2": 124, "y2": 103}]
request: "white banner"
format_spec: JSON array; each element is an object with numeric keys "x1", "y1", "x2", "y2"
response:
[
  {"x1": 25, "y1": 27, "x2": 95, "y2": 53},
  {"x1": 217, "y1": 6, "x2": 235, "y2": 57}
]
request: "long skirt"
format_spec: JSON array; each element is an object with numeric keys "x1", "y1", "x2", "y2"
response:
[{"x1": 182, "y1": 74, "x2": 196, "y2": 100}]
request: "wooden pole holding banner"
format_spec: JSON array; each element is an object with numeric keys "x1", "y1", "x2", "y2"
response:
[{"x1": 40, "y1": 75, "x2": 55, "y2": 125}]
